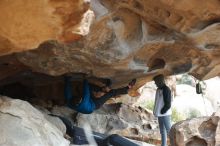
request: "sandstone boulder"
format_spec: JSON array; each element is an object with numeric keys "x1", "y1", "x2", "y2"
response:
[
  {"x1": 73, "y1": 103, "x2": 160, "y2": 145},
  {"x1": 170, "y1": 111, "x2": 220, "y2": 146},
  {"x1": 0, "y1": 96, "x2": 69, "y2": 146},
  {"x1": 0, "y1": 0, "x2": 91, "y2": 55},
  {"x1": 0, "y1": 0, "x2": 220, "y2": 90}
]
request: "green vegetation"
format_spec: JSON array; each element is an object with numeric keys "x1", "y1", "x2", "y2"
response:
[
  {"x1": 171, "y1": 107, "x2": 201, "y2": 123},
  {"x1": 146, "y1": 100, "x2": 154, "y2": 111},
  {"x1": 176, "y1": 74, "x2": 193, "y2": 85},
  {"x1": 140, "y1": 101, "x2": 184, "y2": 123},
  {"x1": 171, "y1": 108, "x2": 184, "y2": 123},
  {"x1": 139, "y1": 98, "x2": 202, "y2": 123},
  {"x1": 140, "y1": 100, "x2": 154, "y2": 111},
  {"x1": 187, "y1": 108, "x2": 201, "y2": 119}
]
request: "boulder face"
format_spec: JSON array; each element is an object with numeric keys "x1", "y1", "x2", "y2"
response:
[
  {"x1": 170, "y1": 111, "x2": 220, "y2": 146},
  {"x1": 0, "y1": 96, "x2": 69, "y2": 146},
  {"x1": 0, "y1": 0, "x2": 220, "y2": 88},
  {"x1": 74, "y1": 103, "x2": 161, "y2": 145},
  {"x1": 0, "y1": 0, "x2": 90, "y2": 55}
]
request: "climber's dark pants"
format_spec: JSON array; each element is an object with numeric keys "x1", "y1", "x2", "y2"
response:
[
  {"x1": 56, "y1": 115, "x2": 139, "y2": 146},
  {"x1": 103, "y1": 134, "x2": 139, "y2": 146},
  {"x1": 93, "y1": 86, "x2": 129, "y2": 109}
]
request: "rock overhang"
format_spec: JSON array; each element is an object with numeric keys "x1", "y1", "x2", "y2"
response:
[{"x1": 0, "y1": 0, "x2": 220, "y2": 91}]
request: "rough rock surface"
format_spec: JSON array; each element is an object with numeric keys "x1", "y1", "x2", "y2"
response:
[
  {"x1": 37, "y1": 102, "x2": 159, "y2": 145},
  {"x1": 0, "y1": 96, "x2": 69, "y2": 146},
  {"x1": 72, "y1": 103, "x2": 161, "y2": 145},
  {"x1": 0, "y1": 0, "x2": 90, "y2": 55},
  {"x1": 41, "y1": 109, "x2": 67, "y2": 135},
  {"x1": 170, "y1": 110, "x2": 220, "y2": 146},
  {"x1": 0, "y1": 0, "x2": 220, "y2": 89}
]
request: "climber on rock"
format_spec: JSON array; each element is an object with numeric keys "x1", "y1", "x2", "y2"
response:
[{"x1": 64, "y1": 74, "x2": 136, "y2": 114}]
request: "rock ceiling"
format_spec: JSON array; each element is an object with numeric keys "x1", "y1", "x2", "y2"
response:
[{"x1": 1, "y1": 0, "x2": 220, "y2": 89}]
